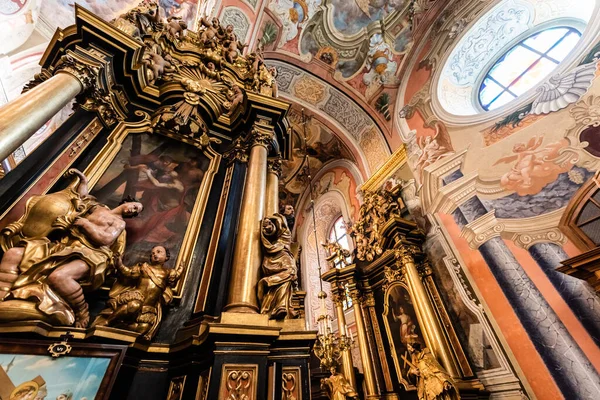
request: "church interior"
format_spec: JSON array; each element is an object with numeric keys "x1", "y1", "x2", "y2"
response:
[{"x1": 0, "y1": 0, "x2": 600, "y2": 399}]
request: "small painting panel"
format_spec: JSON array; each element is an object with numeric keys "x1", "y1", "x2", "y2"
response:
[
  {"x1": 0, "y1": 341, "x2": 124, "y2": 400},
  {"x1": 382, "y1": 283, "x2": 424, "y2": 388}
]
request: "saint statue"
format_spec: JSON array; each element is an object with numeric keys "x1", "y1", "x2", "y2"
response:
[
  {"x1": 407, "y1": 343, "x2": 460, "y2": 400},
  {"x1": 0, "y1": 169, "x2": 142, "y2": 328},
  {"x1": 93, "y1": 245, "x2": 183, "y2": 340},
  {"x1": 320, "y1": 367, "x2": 358, "y2": 400},
  {"x1": 258, "y1": 213, "x2": 298, "y2": 320}
]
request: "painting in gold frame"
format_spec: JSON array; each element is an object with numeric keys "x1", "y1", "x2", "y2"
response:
[
  {"x1": 381, "y1": 282, "x2": 424, "y2": 389},
  {"x1": 0, "y1": 339, "x2": 125, "y2": 400},
  {"x1": 83, "y1": 118, "x2": 221, "y2": 298}
]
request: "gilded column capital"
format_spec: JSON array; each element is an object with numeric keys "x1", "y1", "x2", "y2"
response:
[
  {"x1": 224, "y1": 138, "x2": 249, "y2": 164},
  {"x1": 55, "y1": 53, "x2": 102, "y2": 91},
  {"x1": 267, "y1": 157, "x2": 283, "y2": 177},
  {"x1": 419, "y1": 260, "x2": 434, "y2": 277},
  {"x1": 394, "y1": 246, "x2": 418, "y2": 267},
  {"x1": 331, "y1": 291, "x2": 344, "y2": 307},
  {"x1": 248, "y1": 121, "x2": 275, "y2": 149},
  {"x1": 363, "y1": 292, "x2": 376, "y2": 308}
]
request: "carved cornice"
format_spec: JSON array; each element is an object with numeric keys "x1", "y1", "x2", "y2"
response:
[
  {"x1": 460, "y1": 209, "x2": 567, "y2": 250},
  {"x1": 360, "y1": 145, "x2": 407, "y2": 193}
]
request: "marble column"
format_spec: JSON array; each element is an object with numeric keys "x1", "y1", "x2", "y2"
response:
[
  {"x1": 0, "y1": 72, "x2": 84, "y2": 161},
  {"x1": 225, "y1": 124, "x2": 273, "y2": 313},
  {"x1": 529, "y1": 242, "x2": 600, "y2": 345},
  {"x1": 265, "y1": 157, "x2": 282, "y2": 216},
  {"x1": 453, "y1": 196, "x2": 600, "y2": 398}
]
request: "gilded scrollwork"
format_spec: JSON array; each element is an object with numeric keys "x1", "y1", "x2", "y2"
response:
[
  {"x1": 350, "y1": 187, "x2": 403, "y2": 261},
  {"x1": 267, "y1": 157, "x2": 283, "y2": 177}
]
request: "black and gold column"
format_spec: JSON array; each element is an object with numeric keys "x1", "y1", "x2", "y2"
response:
[
  {"x1": 265, "y1": 156, "x2": 282, "y2": 216},
  {"x1": 331, "y1": 285, "x2": 358, "y2": 390},
  {"x1": 395, "y1": 247, "x2": 461, "y2": 378},
  {"x1": 225, "y1": 121, "x2": 274, "y2": 313},
  {"x1": 348, "y1": 283, "x2": 380, "y2": 399}
]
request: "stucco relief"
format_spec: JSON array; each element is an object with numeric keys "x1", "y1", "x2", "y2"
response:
[
  {"x1": 445, "y1": 0, "x2": 531, "y2": 86},
  {"x1": 220, "y1": 7, "x2": 251, "y2": 43},
  {"x1": 268, "y1": 60, "x2": 391, "y2": 175}
]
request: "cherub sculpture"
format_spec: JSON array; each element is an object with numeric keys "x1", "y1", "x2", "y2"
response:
[
  {"x1": 320, "y1": 366, "x2": 358, "y2": 400},
  {"x1": 143, "y1": 49, "x2": 177, "y2": 84},
  {"x1": 258, "y1": 213, "x2": 298, "y2": 320},
  {"x1": 166, "y1": 16, "x2": 187, "y2": 40},
  {"x1": 197, "y1": 17, "x2": 223, "y2": 48},
  {"x1": 415, "y1": 121, "x2": 454, "y2": 179},
  {"x1": 113, "y1": 1, "x2": 161, "y2": 39},
  {"x1": 223, "y1": 83, "x2": 244, "y2": 114},
  {"x1": 0, "y1": 169, "x2": 142, "y2": 327},
  {"x1": 407, "y1": 342, "x2": 459, "y2": 400},
  {"x1": 93, "y1": 245, "x2": 183, "y2": 340},
  {"x1": 222, "y1": 25, "x2": 246, "y2": 64}
]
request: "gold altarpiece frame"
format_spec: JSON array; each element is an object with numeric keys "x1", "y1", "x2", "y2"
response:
[{"x1": 82, "y1": 112, "x2": 222, "y2": 299}]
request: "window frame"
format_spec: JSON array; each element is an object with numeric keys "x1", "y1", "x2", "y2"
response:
[
  {"x1": 472, "y1": 18, "x2": 587, "y2": 113},
  {"x1": 477, "y1": 26, "x2": 582, "y2": 111}
]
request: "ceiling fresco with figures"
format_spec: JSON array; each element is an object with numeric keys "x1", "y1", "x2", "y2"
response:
[{"x1": 40, "y1": 0, "x2": 199, "y2": 29}]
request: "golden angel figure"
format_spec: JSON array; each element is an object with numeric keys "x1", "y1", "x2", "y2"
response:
[
  {"x1": 320, "y1": 367, "x2": 358, "y2": 400},
  {"x1": 93, "y1": 245, "x2": 183, "y2": 340}
]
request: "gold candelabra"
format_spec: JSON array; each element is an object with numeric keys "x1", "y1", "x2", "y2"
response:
[{"x1": 313, "y1": 290, "x2": 354, "y2": 370}]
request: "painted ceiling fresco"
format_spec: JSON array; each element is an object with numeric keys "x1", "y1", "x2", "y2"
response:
[{"x1": 41, "y1": 0, "x2": 198, "y2": 29}]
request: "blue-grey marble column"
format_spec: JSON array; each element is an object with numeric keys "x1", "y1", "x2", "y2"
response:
[
  {"x1": 451, "y1": 197, "x2": 600, "y2": 399},
  {"x1": 529, "y1": 243, "x2": 600, "y2": 346}
]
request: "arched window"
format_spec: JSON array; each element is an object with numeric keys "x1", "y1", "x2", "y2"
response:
[
  {"x1": 328, "y1": 216, "x2": 354, "y2": 310},
  {"x1": 328, "y1": 216, "x2": 352, "y2": 268},
  {"x1": 479, "y1": 27, "x2": 582, "y2": 111}
]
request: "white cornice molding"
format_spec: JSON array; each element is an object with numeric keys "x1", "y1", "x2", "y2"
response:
[{"x1": 460, "y1": 208, "x2": 567, "y2": 250}]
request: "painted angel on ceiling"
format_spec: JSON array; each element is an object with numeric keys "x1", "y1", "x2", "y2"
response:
[
  {"x1": 415, "y1": 121, "x2": 454, "y2": 179},
  {"x1": 493, "y1": 136, "x2": 580, "y2": 196}
]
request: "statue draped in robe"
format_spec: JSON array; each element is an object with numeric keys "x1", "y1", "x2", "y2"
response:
[
  {"x1": 407, "y1": 342, "x2": 460, "y2": 400},
  {"x1": 320, "y1": 367, "x2": 358, "y2": 400},
  {"x1": 258, "y1": 213, "x2": 298, "y2": 320}
]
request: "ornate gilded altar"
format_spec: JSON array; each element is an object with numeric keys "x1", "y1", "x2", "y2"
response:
[
  {"x1": 320, "y1": 184, "x2": 488, "y2": 399},
  {"x1": 0, "y1": 3, "x2": 312, "y2": 399}
]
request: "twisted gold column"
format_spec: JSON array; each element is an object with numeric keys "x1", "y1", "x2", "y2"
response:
[
  {"x1": 332, "y1": 290, "x2": 357, "y2": 390},
  {"x1": 0, "y1": 72, "x2": 83, "y2": 161},
  {"x1": 225, "y1": 123, "x2": 273, "y2": 313},
  {"x1": 265, "y1": 157, "x2": 282, "y2": 216},
  {"x1": 349, "y1": 287, "x2": 379, "y2": 399},
  {"x1": 396, "y1": 248, "x2": 461, "y2": 377}
]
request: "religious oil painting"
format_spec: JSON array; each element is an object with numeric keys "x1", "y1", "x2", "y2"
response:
[
  {"x1": 87, "y1": 131, "x2": 213, "y2": 296},
  {"x1": 89, "y1": 132, "x2": 209, "y2": 264},
  {"x1": 382, "y1": 283, "x2": 423, "y2": 387},
  {"x1": 0, "y1": 354, "x2": 110, "y2": 400}
]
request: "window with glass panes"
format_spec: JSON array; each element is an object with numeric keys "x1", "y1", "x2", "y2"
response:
[
  {"x1": 328, "y1": 216, "x2": 352, "y2": 268},
  {"x1": 479, "y1": 27, "x2": 582, "y2": 111},
  {"x1": 328, "y1": 216, "x2": 353, "y2": 309}
]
